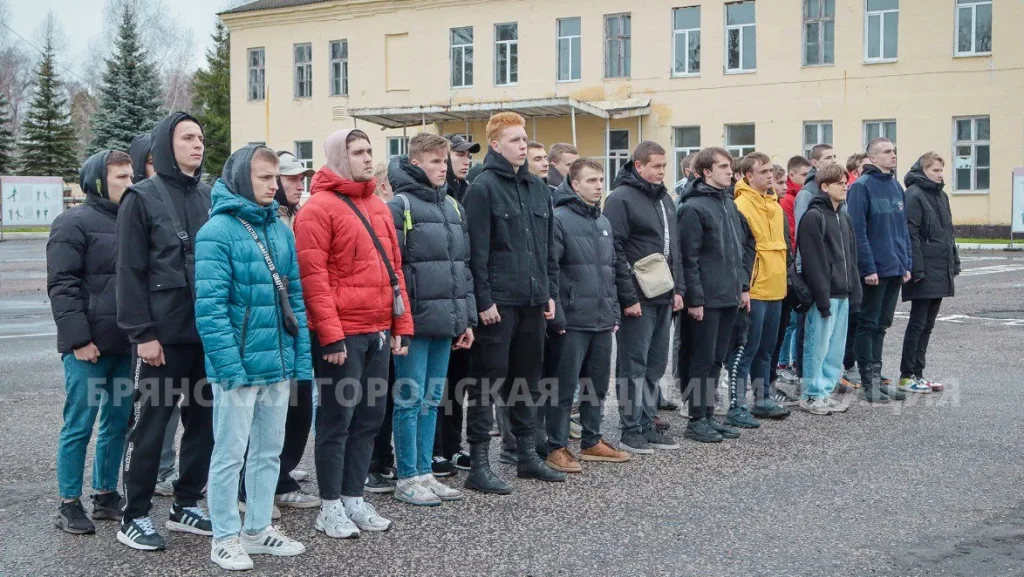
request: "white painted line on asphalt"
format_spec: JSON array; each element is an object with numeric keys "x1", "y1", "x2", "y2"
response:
[
  {"x1": 894, "y1": 312, "x2": 1024, "y2": 327},
  {"x1": 0, "y1": 332, "x2": 57, "y2": 340},
  {"x1": 958, "y1": 265, "x2": 1024, "y2": 276}
]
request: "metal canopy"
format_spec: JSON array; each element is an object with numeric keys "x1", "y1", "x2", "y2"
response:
[{"x1": 349, "y1": 97, "x2": 650, "y2": 129}]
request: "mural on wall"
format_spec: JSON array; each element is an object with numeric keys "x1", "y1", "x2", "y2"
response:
[{"x1": 0, "y1": 176, "x2": 64, "y2": 227}]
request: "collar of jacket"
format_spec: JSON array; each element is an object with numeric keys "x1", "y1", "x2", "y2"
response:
[
  {"x1": 389, "y1": 155, "x2": 445, "y2": 203},
  {"x1": 862, "y1": 164, "x2": 894, "y2": 180},
  {"x1": 734, "y1": 178, "x2": 778, "y2": 204},
  {"x1": 553, "y1": 180, "x2": 600, "y2": 219},
  {"x1": 785, "y1": 179, "x2": 802, "y2": 198},
  {"x1": 686, "y1": 178, "x2": 727, "y2": 201},
  {"x1": 309, "y1": 166, "x2": 376, "y2": 199},
  {"x1": 445, "y1": 157, "x2": 468, "y2": 200},
  {"x1": 809, "y1": 192, "x2": 842, "y2": 214},
  {"x1": 210, "y1": 179, "x2": 278, "y2": 225},
  {"x1": 547, "y1": 164, "x2": 565, "y2": 188},
  {"x1": 903, "y1": 160, "x2": 945, "y2": 194},
  {"x1": 482, "y1": 148, "x2": 532, "y2": 182},
  {"x1": 615, "y1": 162, "x2": 667, "y2": 201},
  {"x1": 85, "y1": 192, "x2": 119, "y2": 217}
]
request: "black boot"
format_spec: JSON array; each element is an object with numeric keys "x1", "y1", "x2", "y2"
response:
[
  {"x1": 515, "y1": 435, "x2": 566, "y2": 482},
  {"x1": 874, "y1": 362, "x2": 906, "y2": 401},
  {"x1": 464, "y1": 443, "x2": 512, "y2": 495},
  {"x1": 861, "y1": 363, "x2": 891, "y2": 404}
]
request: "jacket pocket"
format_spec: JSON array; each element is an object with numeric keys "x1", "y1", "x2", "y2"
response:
[
  {"x1": 148, "y1": 273, "x2": 188, "y2": 325},
  {"x1": 239, "y1": 306, "x2": 251, "y2": 358},
  {"x1": 490, "y1": 204, "x2": 522, "y2": 247}
]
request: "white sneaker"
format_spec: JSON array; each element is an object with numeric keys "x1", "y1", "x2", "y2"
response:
[
  {"x1": 394, "y1": 479, "x2": 442, "y2": 507},
  {"x1": 799, "y1": 397, "x2": 833, "y2": 416},
  {"x1": 419, "y1": 475, "x2": 464, "y2": 502},
  {"x1": 314, "y1": 501, "x2": 359, "y2": 539},
  {"x1": 826, "y1": 395, "x2": 850, "y2": 413},
  {"x1": 211, "y1": 537, "x2": 254, "y2": 571},
  {"x1": 238, "y1": 500, "x2": 281, "y2": 520},
  {"x1": 274, "y1": 491, "x2": 321, "y2": 509},
  {"x1": 240, "y1": 525, "x2": 305, "y2": 556},
  {"x1": 344, "y1": 498, "x2": 393, "y2": 532},
  {"x1": 288, "y1": 469, "x2": 309, "y2": 482},
  {"x1": 154, "y1": 472, "x2": 177, "y2": 497}
]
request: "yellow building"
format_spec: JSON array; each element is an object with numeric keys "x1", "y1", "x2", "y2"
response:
[{"x1": 220, "y1": 0, "x2": 1021, "y2": 230}]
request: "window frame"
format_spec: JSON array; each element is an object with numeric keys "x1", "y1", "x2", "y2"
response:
[
  {"x1": 671, "y1": 6, "x2": 701, "y2": 77},
  {"x1": 724, "y1": 1, "x2": 757, "y2": 74},
  {"x1": 803, "y1": 121, "x2": 834, "y2": 158},
  {"x1": 494, "y1": 22, "x2": 519, "y2": 86},
  {"x1": 328, "y1": 40, "x2": 349, "y2": 97},
  {"x1": 864, "y1": 0, "x2": 899, "y2": 63},
  {"x1": 606, "y1": 128, "x2": 631, "y2": 178},
  {"x1": 604, "y1": 13, "x2": 632, "y2": 79},
  {"x1": 450, "y1": 27, "x2": 474, "y2": 89},
  {"x1": 387, "y1": 136, "x2": 410, "y2": 160},
  {"x1": 247, "y1": 47, "x2": 265, "y2": 102},
  {"x1": 952, "y1": 116, "x2": 991, "y2": 194},
  {"x1": 294, "y1": 140, "x2": 314, "y2": 194},
  {"x1": 954, "y1": 0, "x2": 993, "y2": 57},
  {"x1": 802, "y1": 0, "x2": 835, "y2": 66},
  {"x1": 863, "y1": 119, "x2": 898, "y2": 148},
  {"x1": 556, "y1": 17, "x2": 582, "y2": 83},
  {"x1": 724, "y1": 123, "x2": 756, "y2": 158},
  {"x1": 673, "y1": 126, "x2": 701, "y2": 183},
  {"x1": 293, "y1": 42, "x2": 313, "y2": 99}
]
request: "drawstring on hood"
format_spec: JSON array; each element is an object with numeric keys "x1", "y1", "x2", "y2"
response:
[{"x1": 128, "y1": 133, "x2": 153, "y2": 184}]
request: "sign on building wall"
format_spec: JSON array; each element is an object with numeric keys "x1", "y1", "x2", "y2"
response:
[
  {"x1": 1012, "y1": 168, "x2": 1024, "y2": 235},
  {"x1": 0, "y1": 176, "x2": 65, "y2": 227}
]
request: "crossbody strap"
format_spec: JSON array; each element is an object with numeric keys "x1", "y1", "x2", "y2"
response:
[
  {"x1": 152, "y1": 174, "x2": 196, "y2": 298},
  {"x1": 658, "y1": 199, "x2": 670, "y2": 259},
  {"x1": 334, "y1": 193, "x2": 399, "y2": 287},
  {"x1": 235, "y1": 217, "x2": 287, "y2": 293}
]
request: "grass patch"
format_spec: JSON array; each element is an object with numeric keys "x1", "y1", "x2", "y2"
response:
[
  {"x1": 1, "y1": 226, "x2": 51, "y2": 233},
  {"x1": 956, "y1": 238, "x2": 1014, "y2": 244}
]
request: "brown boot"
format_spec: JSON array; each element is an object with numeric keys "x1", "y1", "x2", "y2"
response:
[
  {"x1": 545, "y1": 447, "x2": 583, "y2": 474},
  {"x1": 579, "y1": 439, "x2": 631, "y2": 463}
]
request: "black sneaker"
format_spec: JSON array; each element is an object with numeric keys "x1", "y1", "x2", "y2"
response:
[
  {"x1": 90, "y1": 492, "x2": 121, "y2": 521},
  {"x1": 166, "y1": 503, "x2": 213, "y2": 536},
  {"x1": 451, "y1": 451, "x2": 471, "y2": 470},
  {"x1": 378, "y1": 465, "x2": 397, "y2": 482},
  {"x1": 55, "y1": 499, "x2": 95, "y2": 534},
  {"x1": 117, "y1": 516, "x2": 166, "y2": 551},
  {"x1": 750, "y1": 399, "x2": 792, "y2": 420},
  {"x1": 707, "y1": 418, "x2": 741, "y2": 440},
  {"x1": 365, "y1": 471, "x2": 396, "y2": 493},
  {"x1": 684, "y1": 419, "x2": 724, "y2": 444},
  {"x1": 431, "y1": 456, "x2": 456, "y2": 477},
  {"x1": 619, "y1": 430, "x2": 654, "y2": 455},
  {"x1": 879, "y1": 383, "x2": 907, "y2": 401},
  {"x1": 643, "y1": 426, "x2": 680, "y2": 450},
  {"x1": 657, "y1": 398, "x2": 680, "y2": 412}
]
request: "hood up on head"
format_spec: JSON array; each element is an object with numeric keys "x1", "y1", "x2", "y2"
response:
[
  {"x1": 80, "y1": 150, "x2": 112, "y2": 200},
  {"x1": 128, "y1": 133, "x2": 153, "y2": 184},
  {"x1": 210, "y1": 144, "x2": 279, "y2": 223},
  {"x1": 150, "y1": 111, "x2": 205, "y2": 185},
  {"x1": 904, "y1": 160, "x2": 944, "y2": 192},
  {"x1": 323, "y1": 128, "x2": 360, "y2": 180}
]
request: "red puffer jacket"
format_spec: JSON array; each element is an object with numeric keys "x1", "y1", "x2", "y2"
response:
[{"x1": 294, "y1": 167, "x2": 413, "y2": 347}]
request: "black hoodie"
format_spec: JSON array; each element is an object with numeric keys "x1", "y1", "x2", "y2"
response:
[
  {"x1": 46, "y1": 151, "x2": 129, "y2": 355},
  {"x1": 445, "y1": 155, "x2": 470, "y2": 205},
  {"x1": 798, "y1": 194, "x2": 862, "y2": 317},
  {"x1": 901, "y1": 161, "x2": 960, "y2": 301},
  {"x1": 603, "y1": 162, "x2": 684, "y2": 309},
  {"x1": 547, "y1": 164, "x2": 565, "y2": 190},
  {"x1": 128, "y1": 133, "x2": 153, "y2": 184},
  {"x1": 676, "y1": 179, "x2": 747, "y2": 309},
  {"x1": 116, "y1": 112, "x2": 212, "y2": 346}
]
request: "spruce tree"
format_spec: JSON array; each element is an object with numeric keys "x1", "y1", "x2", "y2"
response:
[
  {"x1": 0, "y1": 92, "x2": 16, "y2": 175},
  {"x1": 88, "y1": 4, "x2": 163, "y2": 154},
  {"x1": 20, "y1": 35, "x2": 79, "y2": 180},
  {"x1": 191, "y1": 20, "x2": 230, "y2": 180}
]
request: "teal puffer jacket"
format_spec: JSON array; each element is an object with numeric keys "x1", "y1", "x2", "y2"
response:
[{"x1": 195, "y1": 182, "x2": 313, "y2": 389}]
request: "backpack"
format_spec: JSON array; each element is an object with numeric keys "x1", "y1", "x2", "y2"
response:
[{"x1": 395, "y1": 193, "x2": 463, "y2": 248}]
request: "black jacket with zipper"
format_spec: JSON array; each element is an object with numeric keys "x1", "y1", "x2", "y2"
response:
[
  {"x1": 116, "y1": 112, "x2": 212, "y2": 346},
  {"x1": 676, "y1": 179, "x2": 748, "y2": 309},
  {"x1": 901, "y1": 161, "x2": 960, "y2": 301},
  {"x1": 798, "y1": 194, "x2": 863, "y2": 317},
  {"x1": 464, "y1": 149, "x2": 557, "y2": 312}
]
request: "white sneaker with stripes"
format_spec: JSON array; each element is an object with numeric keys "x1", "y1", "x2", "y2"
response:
[
  {"x1": 211, "y1": 536, "x2": 254, "y2": 571},
  {"x1": 240, "y1": 526, "x2": 305, "y2": 556}
]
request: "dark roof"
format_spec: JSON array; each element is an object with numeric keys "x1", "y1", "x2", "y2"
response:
[{"x1": 219, "y1": 0, "x2": 330, "y2": 15}]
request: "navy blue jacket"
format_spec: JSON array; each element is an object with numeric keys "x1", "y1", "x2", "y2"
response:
[{"x1": 846, "y1": 165, "x2": 912, "y2": 279}]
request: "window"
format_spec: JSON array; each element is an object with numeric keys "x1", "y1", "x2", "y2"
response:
[
  {"x1": 863, "y1": 120, "x2": 897, "y2": 147},
  {"x1": 557, "y1": 18, "x2": 582, "y2": 82},
  {"x1": 247, "y1": 48, "x2": 265, "y2": 101},
  {"x1": 803, "y1": 121, "x2": 834, "y2": 157},
  {"x1": 865, "y1": 0, "x2": 898, "y2": 62},
  {"x1": 329, "y1": 40, "x2": 348, "y2": 97},
  {"x1": 295, "y1": 141, "x2": 313, "y2": 193},
  {"x1": 451, "y1": 27, "x2": 474, "y2": 88},
  {"x1": 294, "y1": 43, "x2": 312, "y2": 98},
  {"x1": 604, "y1": 14, "x2": 631, "y2": 78},
  {"x1": 388, "y1": 137, "x2": 409, "y2": 159},
  {"x1": 607, "y1": 129, "x2": 630, "y2": 177},
  {"x1": 803, "y1": 0, "x2": 835, "y2": 65},
  {"x1": 725, "y1": 2, "x2": 756, "y2": 72},
  {"x1": 956, "y1": 0, "x2": 992, "y2": 56},
  {"x1": 672, "y1": 6, "x2": 701, "y2": 76},
  {"x1": 494, "y1": 23, "x2": 518, "y2": 85},
  {"x1": 673, "y1": 126, "x2": 701, "y2": 181},
  {"x1": 954, "y1": 116, "x2": 990, "y2": 192},
  {"x1": 725, "y1": 124, "x2": 755, "y2": 157}
]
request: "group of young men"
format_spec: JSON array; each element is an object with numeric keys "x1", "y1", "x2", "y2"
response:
[{"x1": 47, "y1": 107, "x2": 958, "y2": 571}]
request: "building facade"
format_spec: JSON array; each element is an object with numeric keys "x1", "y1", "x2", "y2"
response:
[{"x1": 221, "y1": 0, "x2": 1021, "y2": 229}]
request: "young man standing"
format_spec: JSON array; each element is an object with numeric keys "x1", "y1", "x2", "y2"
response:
[
  {"x1": 295, "y1": 129, "x2": 412, "y2": 537},
  {"x1": 847, "y1": 138, "x2": 912, "y2": 403},
  {"x1": 116, "y1": 112, "x2": 214, "y2": 551},
  {"x1": 545, "y1": 143, "x2": 579, "y2": 189},
  {"x1": 49, "y1": 150, "x2": 135, "y2": 534},
  {"x1": 604, "y1": 141, "x2": 685, "y2": 454},
  {"x1": 794, "y1": 145, "x2": 838, "y2": 232},
  {"x1": 673, "y1": 153, "x2": 696, "y2": 197},
  {"x1": 676, "y1": 147, "x2": 747, "y2": 443},
  {"x1": 846, "y1": 153, "x2": 869, "y2": 185},
  {"x1": 463, "y1": 112, "x2": 565, "y2": 494},
  {"x1": 773, "y1": 156, "x2": 811, "y2": 387},
  {"x1": 527, "y1": 141, "x2": 550, "y2": 184},
  {"x1": 797, "y1": 164, "x2": 862, "y2": 415},
  {"x1": 196, "y1": 145, "x2": 311, "y2": 569},
  {"x1": 545, "y1": 158, "x2": 631, "y2": 472},
  {"x1": 839, "y1": 152, "x2": 871, "y2": 389},
  {"x1": 780, "y1": 156, "x2": 811, "y2": 252},
  {"x1": 727, "y1": 152, "x2": 791, "y2": 426}
]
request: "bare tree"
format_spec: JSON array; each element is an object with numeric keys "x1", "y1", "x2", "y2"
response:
[{"x1": 0, "y1": 0, "x2": 35, "y2": 141}]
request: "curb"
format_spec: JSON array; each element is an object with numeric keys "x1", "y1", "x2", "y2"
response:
[
  {"x1": 956, "y1": 243, "x2": 1023, "y2": 251},
  {"x1": 0, "y1": 232, "x2": 49, "y2": 240}
]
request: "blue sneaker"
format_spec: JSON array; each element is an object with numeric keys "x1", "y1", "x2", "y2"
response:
[{"x1": 725, "y1": 407, "x2": 761, "y2": 429}]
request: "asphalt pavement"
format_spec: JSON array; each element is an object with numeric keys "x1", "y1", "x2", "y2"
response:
[{"x1": 1, "y1": 237, "x2": 1023, "y2": 577}]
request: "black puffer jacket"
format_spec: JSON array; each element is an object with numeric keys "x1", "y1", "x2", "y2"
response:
[
  {"x1": 116, "y1": 112, "x2": 212, "y2": 345},
  {"x1": 604, "y1": 162, "x2": 684, "y2": 309},
  {"x1": 798, "y1": 194, "x2": 863, "y2": 317},
  {"x1": 902, "y1": 161, "x2": 960, "y2": 301},
  {"x1": 465, "y1": 149, "x2": 557, "y2": 312},
  {"x1": 47, "y1": 151, "x2": 130, "y2": 355},
  {"x1": 387, "y1": 156, "x2": 475, "y2": 338},
  {"x1": 676, "y1": 179, "x2": 747, "y2": 309},
  {"x1": 129, "y1": 133, "x2": 152, "y2": 183},
  {"x1": 549, "y1": 181, "x2": 622, "y2": 333}
]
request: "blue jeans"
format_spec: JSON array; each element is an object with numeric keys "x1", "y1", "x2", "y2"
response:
[
  {"x1": 778, "y1": 313, "x2": 800, "y2": 366},
  {"x1": 57, "y1": 353, "x2": 132, "y2": 499},
  {"x1": 728, "y1": 300, "x2": 782, "y2": 408},
  {"x1": 802, "y1": 299, "x2": 850, "y2": 400},
  {"x1": 208, "y1": 381, "x2": 289, "y2": 540},
  {"x1": 392, "y1": 337, "x2": 451, "y2": 480},
  {"x1": 616, "y1": 303, "x2": 672, "y2": 434}
]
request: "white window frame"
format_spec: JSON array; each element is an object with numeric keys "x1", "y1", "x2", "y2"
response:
[
  {"x1": 803, "y1": 0, "x2": 835, "y2": 66},
  {"x1": 557, "y1": 17, "x2": 582, "y2": 83},
  {"x1": 673, "y1": 126, "x2": 701, "y2": 183},
  {"x1": 247, "y1": 48, "x2": 265, "y2": 102},
  {"x1": 952, "y1": 116, "x2": 990, "y2": 194},
  {"x1": 388, "y1": 137, "x2": 409, "y2": 159},
  {"x1": 954, "y1": 0, "x2": 992, "y2": 57},
  {"x1": 604, "y1": 13, "x2": 631, "y2": 79},
  {"x1": 606, "y1": 129, "x2": 631, "y2": 178},
  {"x1": 329, "y1": 40, "x2": 348, "y2": 97},
  {"x1": 863, "y1": 119, "x2": 897, "y2": 148},
  {"x1": 294, "y1": 43, "x2": 312, "y2": 99},
  {"x1": 864, "y1": 0, "x2": 899, "y2": 63},
  {"x1": 724, "y1": 1, "x2": 756, "y2": 74},
  {"x1": 672, "y1": 6, "x2": 701, "y2": 77},
  {"x1": 450, "y1": 27, "x2": 474, "y2": 89},
  {"x1": 294, "y1": 140, "x2": 314, "y2": 194},
  {"x1": 803, "y1": 121, "x2": 834, "y2": 158},
  {"x1": 494, "y1": 22, "x2": 518, "y2": 86},
  {"x1": 724, "y1": 123, "x2": 756, "y2": 158}
]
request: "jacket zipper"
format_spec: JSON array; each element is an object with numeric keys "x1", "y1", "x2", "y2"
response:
[
  {"x1": 240, "y1": 306, "x2": 251, "y2": 358},
  {"x1": 264, "y1": 224, "x2": 287, "y2": 381}
]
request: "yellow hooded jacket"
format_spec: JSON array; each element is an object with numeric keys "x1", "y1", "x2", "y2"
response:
[{"x1": 734, "y1": 179, "x2": 788, "y2": 301}]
